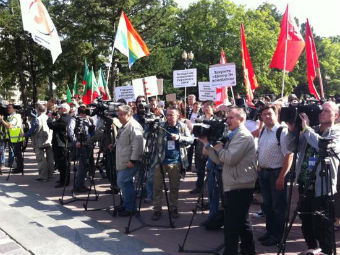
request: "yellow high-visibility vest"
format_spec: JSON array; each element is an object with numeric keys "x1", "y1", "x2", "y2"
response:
[{"x1": 7, "y1": 114, "x2": 24, "y2": 143}]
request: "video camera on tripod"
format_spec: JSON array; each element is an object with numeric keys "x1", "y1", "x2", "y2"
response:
[{"x1": 193, "y1": 117, "x2": 227, "y2": 144}]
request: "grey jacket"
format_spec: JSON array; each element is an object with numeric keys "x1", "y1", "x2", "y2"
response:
[
  {"x1": 287, "y1": 125, "x2": 340, "y2": 197},
  {"x1": 115, "y1": 118, "x2": 144, "y2": 171},
  {"x1": 206, "y1": 126, "x2": 257, "y2": 192}
]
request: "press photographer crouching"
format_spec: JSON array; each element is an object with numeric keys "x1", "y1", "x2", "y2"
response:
[
  {"x1": 68, "y1": 106, "x2": 95, "y2": 192},
  {"x1": 199, "y1": 107, "x2": 257, "y2": 255},
  {"x1": 286, "y1": 101, "x2": 340, "y2": 254}
]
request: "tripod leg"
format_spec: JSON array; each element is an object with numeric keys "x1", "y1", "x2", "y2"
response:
[
  {"x1": 160, "y1": 164, "x2": 174, "y2": 228},
  {"x1": 60, "y1": 149, "x2": 71, "y2": 205}
]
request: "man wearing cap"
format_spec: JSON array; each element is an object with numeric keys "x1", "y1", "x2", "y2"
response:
[{"x1": 47, "y1": 103, "x2": 70, "y2": 188}]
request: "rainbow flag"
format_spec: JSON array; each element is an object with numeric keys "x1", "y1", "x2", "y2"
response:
[{"x1": 114, "y1": 11, "x2": 150, "y2": 68}]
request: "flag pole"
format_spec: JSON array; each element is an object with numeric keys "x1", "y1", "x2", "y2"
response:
[
  {"x1": 230, "y1": 86, "x2": 235, "y2": 105},
  {"x1": 317, "y1": 68, "x2": 324, "y2": 98},
  {"x1": 281, "y1": 6, "x2": 289, "y2": 98},
  {"x1": 184, "y1": 87, "x2": 187, "y2": 118}
]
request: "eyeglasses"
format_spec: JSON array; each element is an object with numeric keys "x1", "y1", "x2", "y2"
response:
[{"x1": 137, "y1": 100, "x2": 146, "y2": 103}]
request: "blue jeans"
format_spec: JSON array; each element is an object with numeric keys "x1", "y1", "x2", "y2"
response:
[
  {"x1": 258, "y1": 168, "x2": 287, "y2": 241},
  {"x1": 207, "y1": 162, "x2": 222, "y2": 218},
  {"x1": 117, "y1": 166, "x2": 139, "y2": 212},
  {"x1": 75, "y1": 147, "x2": 92, "y2": 189}
]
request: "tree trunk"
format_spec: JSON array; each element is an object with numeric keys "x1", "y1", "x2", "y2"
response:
[{"x1": 15, "y1": 37, "x2": 27, "y2": 108}]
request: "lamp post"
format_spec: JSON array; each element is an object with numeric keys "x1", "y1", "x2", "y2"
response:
[{"x1": 182, "y1": 50, "x2": 194, "y2": 118}]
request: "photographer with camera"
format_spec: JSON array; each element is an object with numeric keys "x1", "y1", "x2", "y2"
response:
[
  {"x1": 286, "y1": 101, "x2": 340, "y2": 254},
  {"x1": 200, "y1": 107, "x2": 257, "y2": 255},
  {"x1": 68, "y1": 106, "x2": 95, "y2": 192},
  {"x1": 190, "y1": 101, "x2": 213, "y2": 194},
  {"x1": 0, "y1": 104, "x2": 24, "y2": 173},
  {"x1": 47, "y1": 103, "x2": 70, "y2": 188},
  {"x1": 22, "y1": 104, "x2": 54, "y2": 182},
  {"x1": 151, "y1": 106, "x2": 194, "y2": 220},
  {"x1": 257, "y1": 105, "x2": 293, "y2": 246},
  {"x1": 115, "y1": 105, "x2": 144, "y2": 216}
]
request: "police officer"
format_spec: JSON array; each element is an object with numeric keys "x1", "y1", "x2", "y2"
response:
[{"x1": 0, "y1": 104, "x2": 24, "y2": 173}]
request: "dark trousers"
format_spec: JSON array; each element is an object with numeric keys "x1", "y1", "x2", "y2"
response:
[
  {"x1": 258, "y1": 168, "x2": 287, "y2": 241},
  {"x1": 187, "y1": 140, "x2": 195, "y2": 171},
  {"x1": 194, "y1": 140, "x2": 207, "y2": 190},
  {"x1": 13, "y1": 142, "x2": 23, "y2": 171},
  {"x1": 298, "y1": 186, "x2": 335, "y2": 254},
  {"x1": 223, "y1": 189, "x2": 255, "y2": 255},
  {"x1": 53, "y1": 146, "x2": 69, "y2": 185}
]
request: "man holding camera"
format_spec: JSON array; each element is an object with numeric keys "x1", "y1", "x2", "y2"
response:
[
  {"x1": 257, "y1": 105, "x2": 293, "y2": 246},
  {"x1": 116, "y1": 105, "x2": 144, "y2": 216},
  {"x1": 201, "y1": 107, "x2": 257, "y2": 255},
  {"x1": 151, "y1": 106, "x2": 194, "y2": 220},
  {"x1": 47, "y1": 103, "x2": 70, "y2": 188},
  {"x1": 0, "y1": 104, "x2": 24, "y2": 173},
  {"x1": 68, "y1": 106, "x2": 95, "y2": 192},
  {"x1": 286, "y1": 101, "x2": 340, "y2": 254}
]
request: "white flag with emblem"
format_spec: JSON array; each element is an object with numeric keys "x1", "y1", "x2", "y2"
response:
[{"x1": 19, "y1": 0, "x2": 62, "y2": 63}]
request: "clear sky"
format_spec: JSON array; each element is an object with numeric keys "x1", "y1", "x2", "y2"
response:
[{"x1": 175, "y1": 0, "x2": 340, "y2": 37}]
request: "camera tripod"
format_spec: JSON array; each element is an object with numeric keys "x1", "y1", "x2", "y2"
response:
[
  {"x1": 59, "y1": 144, "x2": 99, "y2": 205},
  {"x1": 278, "y1": 136, "x2": 339, "y2": 255},
  {"x1": 83, "y1": 118, "x2": 121, "y2": 215},
  {"x1": 179, "y1": 162, "x2": 224, "y2": 255},
  {"x1": 125, "y1": 123, "x2": 175, "y2": 234}
]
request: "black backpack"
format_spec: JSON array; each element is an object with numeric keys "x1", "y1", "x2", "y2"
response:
[{"x1": 259, "y1": 126, "x2": 284, "y2": 146}]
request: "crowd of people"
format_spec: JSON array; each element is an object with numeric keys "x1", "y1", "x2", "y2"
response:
[{"x1": 0, "y1": 93, "x2": 339, "y2": 255}]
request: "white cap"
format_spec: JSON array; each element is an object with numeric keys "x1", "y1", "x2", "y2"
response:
[{"x1": 58, "y1": 103, "x2": 70, "y2": 113}]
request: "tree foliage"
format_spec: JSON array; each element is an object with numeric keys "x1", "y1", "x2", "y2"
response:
[{"x1": 0, "y1": 0, "x2": 339, "y2": 102}]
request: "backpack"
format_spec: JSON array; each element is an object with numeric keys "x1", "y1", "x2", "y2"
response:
[{"x1": 259, "y1": 126, "x2": 284, "y2": 146}]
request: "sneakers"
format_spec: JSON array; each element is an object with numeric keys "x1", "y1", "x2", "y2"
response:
[
  {"x1": 151, "y1": 211, "x2": 162, "y2": 221},
  {"x1": 12, "y1": 168, "x2": 23, "y2": 174},
  {"x1": 74, "y1": 186, "x2": 90, "y2": 193},
  {"x1": 118, "y1": 209, "x2": 135, "y2": 217}
]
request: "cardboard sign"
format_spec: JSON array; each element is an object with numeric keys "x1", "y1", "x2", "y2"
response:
[
  {"x1": 166, "y1": 93, "x2": 176, "y2": 102},
  {"x1": 198, "y1": 82, "x2": 216, "y2": 101},
  {"x1": 173, "y1": 69, "x2": 197, "y2": 88},
  {"x1": 131, "y1": 78, "x2": 145, "y2": 99},
  {"x1": 115, "y1": 86, "x2": 135, "y2": 103},
  {"x1": 209, "y1": 63, "x2": 236, "y2": 88},
  {"x1": 144, "y1": 76, "x2": 158, "y2": 97}
]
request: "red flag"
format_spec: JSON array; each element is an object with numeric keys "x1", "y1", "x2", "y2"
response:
[
  {"x1": 215, "y1": 48, "x2": 229, "y2": 106},
  {"x1": 270, "y1": 5, "x2": 305, "y2": 72},
  {"x1": 305, "y1": 19, "x2": 320, "y2": 100},
  {"x1": 240, "y1": 24, "x2": 257, "y2": 107},
  {"x1": 82, "y1": 67, "x2": 100, "y2": 105},
  {"x1": 220, "y1": 48, "x2": 227, "y2": 64}
]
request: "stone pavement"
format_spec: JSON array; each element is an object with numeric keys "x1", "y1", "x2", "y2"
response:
[{"x1": 0, "y1": 145, "x2": 339, "y2": 255}]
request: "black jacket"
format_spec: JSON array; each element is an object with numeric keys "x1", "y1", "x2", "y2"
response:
[{"x1": 47, "y1": 114, "x2": 68, "y2": 147}]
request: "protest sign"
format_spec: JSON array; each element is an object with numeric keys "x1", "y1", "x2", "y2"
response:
[
  {"x1": 209, "y1": 63, "x2": 236, "y2": 88},
  {"x1": 173, "y1": 69, "x2": 197, "y2": 88},
  {"x1": 132, "y1": 78, "x2": 145, "y2": 98},
  {"x1": 166, "y1": 93, "x2": 176, "y2": 102},
  {"x1": 157, "y1": 79, "x2": 164, "y2": 95},
  {"x1": 144, "y1": 76, "x2": 158, "y2": 97},
  {"x1": 198, "y1": 82, "x2": 216, "y2": 101},
  {"x1": 115, "y1": 86, "x2": 135, "y2": 102}
]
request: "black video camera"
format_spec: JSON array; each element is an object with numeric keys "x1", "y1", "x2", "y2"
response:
[
  {"x1": 193, "y1": 118, "x2": 227, "y2": 144},
  {"x1": 89, "y1": 97, "x2": 122, "y2": 119},
  {"x1": 280, "y1": 101, "x2": 322, "y2": 128}
]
